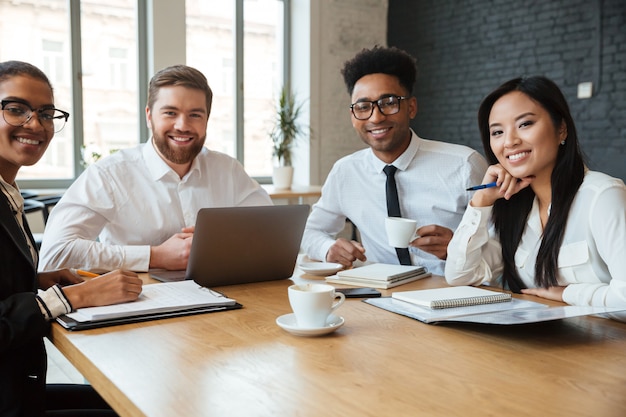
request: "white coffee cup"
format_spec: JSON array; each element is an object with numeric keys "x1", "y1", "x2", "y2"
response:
[
  {"x1": 385, "y1": 217, "x2": 418, "y2": 248},
  {"x1": 288, "y1": 283, "x2": 345, "y2": 328}
]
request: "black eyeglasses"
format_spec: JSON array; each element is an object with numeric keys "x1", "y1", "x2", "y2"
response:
[
  {"x1": 1, "y1": 99, "x2": 70, "y2": 133},
  {"x1": 349, "y1": 95, "x2": 408, "y2": 120}
]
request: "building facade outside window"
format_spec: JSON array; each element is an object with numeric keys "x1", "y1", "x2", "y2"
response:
[
  {"x1": 0, "y1": 0, "x2": 285, "y2": 187},
  {"x1": 186, "y1": 0, "x2": 284, "y2": 178}
]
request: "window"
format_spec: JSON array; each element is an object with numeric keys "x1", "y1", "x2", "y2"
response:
[
  {"x1": 80, "y1": 1, "x2": 139, "y2": 175},
  {"x1": 186, "y1": 0, "x2": 285, "y2": 178},
  {"x1": 0, "y1": 0, "x2": 287, "y2": 188},
  {"x1": 0, "y1": 0, "x2": 72, "y2": 181},
  {"x1": 0, "y1": 0, "x2": 138, "y2": 185},
  {"x1": 109, "y1": 47, "x2": 130, "y2": 90},
  {"x1": 42, "y1": 40, "x2": 65, "y2": 85}
]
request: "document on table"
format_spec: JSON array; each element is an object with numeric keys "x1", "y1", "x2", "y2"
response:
[
  {"x1": 57, "y1": 280, "x2": 241, "y2": 330},
  {"x1": 364, "y1": 296, "x2": 626, "y2": 325}
]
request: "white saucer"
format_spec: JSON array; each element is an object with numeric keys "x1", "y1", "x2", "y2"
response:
[
  {"x1": 276, "y1": 313, "x2": 344, "y2": 336},
  {"x1": 299, "y1": 262, "x2": 344, "y2": 276}
]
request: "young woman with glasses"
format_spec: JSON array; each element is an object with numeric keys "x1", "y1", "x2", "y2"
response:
[{"x1": 0, "y1": 60, "x2": 142, "y2": 416}]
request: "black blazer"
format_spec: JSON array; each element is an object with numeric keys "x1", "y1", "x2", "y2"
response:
[{"x1": 0, "y1": 193, "x2": 49, "y2": 416}]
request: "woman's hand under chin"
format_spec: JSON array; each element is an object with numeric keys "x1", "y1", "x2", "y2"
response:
[{"x1": 470, "y1": 164, "x2": 534, "y2": 207}]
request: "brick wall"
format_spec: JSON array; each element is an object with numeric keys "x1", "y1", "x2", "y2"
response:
[{"x1": 387, "y1": 0, "x2": 626, "y2": 181}]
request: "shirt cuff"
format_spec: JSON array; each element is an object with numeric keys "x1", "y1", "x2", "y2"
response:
[
  {"x1": 316, "y1": 239, "x2": 336, "y2": 262},
  {"x1": 36, "y1": 285, "x2": 73, "y2": 320},
  {"x1": 123, "y1": 245, "x2": 151, "y2": 271},
  {"x1": 465, "y1": 204, "x2": 493, "y2": 227}
]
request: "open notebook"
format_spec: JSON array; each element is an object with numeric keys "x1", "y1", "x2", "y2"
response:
[{"x1": 56, "y1": 280, "x2": 242, "y2": 330}]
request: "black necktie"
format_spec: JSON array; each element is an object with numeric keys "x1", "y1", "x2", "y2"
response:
[{"x1": 383, "y1": 165, "x2": 412, "y2": 265}]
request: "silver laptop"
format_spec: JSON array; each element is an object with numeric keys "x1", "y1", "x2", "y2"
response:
[{"x1": 151, "y1": 204, "x2": 309, "y2": 287}]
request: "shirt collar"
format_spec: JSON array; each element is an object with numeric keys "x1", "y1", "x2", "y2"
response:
[
  {"x1": 0, "y1": 175, "x2": 23, "y2": 214},
  {"x1": 527, "y1": 197, "x2": 544, "y2": 237},
  {"x1": 369, "y1": 129, "x2": 420, "y2": 173},
  {"x1": 142, "y1": 138, "x2": 203, "y2": 182}
]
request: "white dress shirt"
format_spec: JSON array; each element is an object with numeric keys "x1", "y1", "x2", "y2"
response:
[
  {"x1": 39, "y1": 139, "x2": 272, "y2": 272},
  {"x1": 445, "y1": 171, "x2": 626, "y2": 310},
  {"x1": 302, "y1": 131, "x2": 488, "y2": 275}
]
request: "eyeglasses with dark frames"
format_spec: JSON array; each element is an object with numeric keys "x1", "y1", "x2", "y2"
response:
[
  {"x1": 1, "y1": 99, "x2": 70, "y2": 133},
  {"x1": 349, "y1": 95, "x2": 409, "y2": 120}
]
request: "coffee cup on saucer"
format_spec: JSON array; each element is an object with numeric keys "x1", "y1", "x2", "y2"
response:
[
  {"x1": 287, "y1": 283, "x2": 345, "y2": 329},
  {"x1": 385, "y1": 217, "x2": 418, "y2": 248}
]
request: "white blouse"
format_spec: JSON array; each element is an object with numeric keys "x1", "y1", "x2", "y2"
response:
[{"x1": 445, "y1": 171, "x2": 626, "y2": 309}]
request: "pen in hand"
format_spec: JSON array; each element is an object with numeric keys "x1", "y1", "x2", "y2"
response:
[
  {"x1": 71, "y1": 268, "x2": 100, "y2": 278},
  {"x1": 466, "y1": 181, "x2": 497, "y2": 191}
]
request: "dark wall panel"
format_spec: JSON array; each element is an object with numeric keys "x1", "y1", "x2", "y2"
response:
[{"x1": 388, "y1": 0, "x2": 626, "y2": 181}]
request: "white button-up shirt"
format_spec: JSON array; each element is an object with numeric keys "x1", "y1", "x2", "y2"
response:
[
  {"x1": 445, "y1": 171, "x2": 626, "y2": 309},
  {"x1": 302, "y1": 131, "x2": 487, "y2": 275},
  {"x1": 39, "y1": 140, "x2": 272, "y2": 272}
]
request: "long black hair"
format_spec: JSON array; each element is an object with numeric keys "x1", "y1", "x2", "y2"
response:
[{"x1": 477, "y1": 76, "x2": 585, "y2": 292}]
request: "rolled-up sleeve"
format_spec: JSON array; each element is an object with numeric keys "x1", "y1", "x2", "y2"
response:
[{"x1": 301, "y1": 171, "x2": 348, "y2": 262}]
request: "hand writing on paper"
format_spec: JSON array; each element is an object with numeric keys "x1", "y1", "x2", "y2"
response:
[
  {"x1": 326, "y1": 238, "x2": 367, "y2": 267},
  {"x1": 62, "y1": 269, "x2": 143, "y2": 309},
  {"x1": 410, "y1": 225, "x2": 453, "y2": 260},
  {"x1": 149, "y1": 227, "x2": 194, "y2": 270},
  {"x1": 521, "y1": 286, "x2": 565, "y2": 302}
]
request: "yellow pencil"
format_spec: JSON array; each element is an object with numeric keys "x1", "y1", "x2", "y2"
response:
[{"x1": 73, "y1": 269, "x2": 100, "y2": 278}]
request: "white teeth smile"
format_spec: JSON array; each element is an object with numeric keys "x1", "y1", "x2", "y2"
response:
[
  {"x1": 171, "y1": 136, "x2": 192, "y2": 142},
  {"x1": 16, "y1": 137, "x2": 40, "y2": 145},
  {"x1": 370, "y1": 128, "x2": 389, "y2": 134},
  {"x1": 508, "y1": 152, "x2": 529, "y2": 161}
]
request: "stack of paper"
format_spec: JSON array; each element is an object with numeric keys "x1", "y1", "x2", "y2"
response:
[
  {"x1": 56, "y1": 280, "x2": 241, "y2": 330},
  {"x1": 325, "y1": 263, "x2": 430, "y2": 289}
]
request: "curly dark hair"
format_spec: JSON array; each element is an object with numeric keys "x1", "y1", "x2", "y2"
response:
[{"x1": 341, "y1": 45, "x2": 417, "y2": 96}]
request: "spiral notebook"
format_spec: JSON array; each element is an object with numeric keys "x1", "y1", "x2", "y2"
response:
[{"x1": 392, "y1": 286, "x2": 511, "y2": 309}]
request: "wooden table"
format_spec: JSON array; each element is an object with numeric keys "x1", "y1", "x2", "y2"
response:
[
  {"x1": 50, "y1": 272, "x2": 626, "y2": 417},
  {"x1": 261, "y1": 184, "x2": 321, "y2": 204}
]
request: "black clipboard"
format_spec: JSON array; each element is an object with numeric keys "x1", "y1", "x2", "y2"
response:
[{"x1": 56, "y1": 302, "x2": 243, "y2": 331}]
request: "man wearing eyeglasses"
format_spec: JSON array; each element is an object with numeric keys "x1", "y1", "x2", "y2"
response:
[{"x1": 302, "y1": 46, "x2": 487, "y2": 275}]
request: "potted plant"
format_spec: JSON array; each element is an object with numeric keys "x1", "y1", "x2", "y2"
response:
[{"x1": 270, "y1": 86, "x2": 305, "y2": 189}]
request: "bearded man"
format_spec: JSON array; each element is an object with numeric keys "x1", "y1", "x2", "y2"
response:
[{"x1": 40, "y1": 65, "x2": 271, "y2": 272}]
